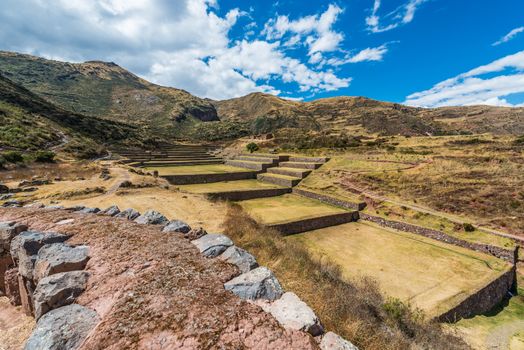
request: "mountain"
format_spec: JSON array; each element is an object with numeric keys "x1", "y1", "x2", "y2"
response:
[
  {"x1": 0, "y1": 74, "x2": 142, "y2": 157},
  {"x1": 214, "y1": 92, "x2": 524, "y2": 136},
  {"x1": 0, "y1": 51, "x2": 218, "y2": 137}
]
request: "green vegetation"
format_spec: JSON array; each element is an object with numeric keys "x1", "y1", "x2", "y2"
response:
[
  {"x1": 144, "y1": 164, "x2": 251, "y2": 175},
  {"x1": 1, "y1": 150, "x2": 23, "y2": 163},
  {"x1": 34, "y1": 150, "x2": 55, "y2": 163},
  {"x1": 246, "y1": 142, "x2": 259, "y2": 153}
]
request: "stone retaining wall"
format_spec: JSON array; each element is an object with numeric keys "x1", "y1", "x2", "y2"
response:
[
  {"x1": 163, "y1": 171, "x2": 257, "y2": 185},
  {"x1": 269, "y1": 212, "x2": 359, "y2": 236},
  {"x1": 206, "y1": 188, "x2": 292, "y2": 201},
  {"x1": 437, "y1": 267, "x2": 516, "y2": 322},
  {"x1": 293, "y1": 188, "x2": 367, "y2": 211},
  {"x1": 359, "y1": 213, "x2": 519, "y2": 264}
]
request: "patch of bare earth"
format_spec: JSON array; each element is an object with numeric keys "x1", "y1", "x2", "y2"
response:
[
  {"x1": 0, "y1": 297, "x2": 34, "y2": 350},
  {"x1": 0, "y1": 208, "x2": 318, "y2": 350}
]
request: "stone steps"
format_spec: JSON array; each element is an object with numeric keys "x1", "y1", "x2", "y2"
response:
[
  {"x1": 129, "y1": 159, "x2": 224, "y2": 167},
  {"x1": 225, "y1": 160, "x2": 276, "y2": 171},
  {"x1": 279, "y1": 162, "x2": 323, "y2": 170},
  {"x1": 288, "y1": 156, "x2": 330, "y2": 163},
  {"x1": 240, "y1": 153, "x2": 290, "y2": 161},
  {"x1": 235, "y1": 156, "x2": 279, "y2": 164},
  {"x1": 257, "y1": 173, "x2": 301, "y2": 187},
  {"x1": 267, "y1": 167, "x2": 312, "y2": 179}
]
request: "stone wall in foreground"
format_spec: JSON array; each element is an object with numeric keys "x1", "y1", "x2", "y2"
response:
[{"x1": 359, "y1": 213, "x2": 519, "y2": 264}]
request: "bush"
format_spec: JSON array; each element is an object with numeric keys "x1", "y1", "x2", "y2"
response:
[
  {"x1": 246, "y1": 142, "x2": 259, "y2": 153},
  {"x1": 1, "y1": 150, "x2": 24, "y2": 163},
  {"x1": 463, "y1": 223, "x2": 475, "y2": 232},
  {"x1": 34, "y1": 150, "x2": 56, "y2": 163},
  {"x1": 0, "y1": 155, "x2": 6, "y2": 169}
]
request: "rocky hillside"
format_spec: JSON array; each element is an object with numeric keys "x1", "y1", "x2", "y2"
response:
[
  {"x1": 215, "y1": 92, "x2": 524, "y2": 136},
  {"x1": 0, "y1": 51, "x2": 218, "y2": 137},
  {"x1": 0, "y1": 74, "x2": 142, "y2": 157}
]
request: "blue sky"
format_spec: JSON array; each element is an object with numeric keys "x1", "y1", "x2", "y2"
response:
[{"x1": 0, "y1": 0, "x2": 523, "y2": 106}]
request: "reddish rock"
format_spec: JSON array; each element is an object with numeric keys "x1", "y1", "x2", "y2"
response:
[
  {"x1": 0, "y1": 255, "x2": 12, "y2": 294},
  {"x1": 5, "y1": 267, "x2": 21, "y2": 305},
  {"x1": 18, "y1": 275, "x2": 34, "y2": 316}
]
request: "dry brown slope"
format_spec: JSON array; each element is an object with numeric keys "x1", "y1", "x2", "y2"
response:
[{"x1": 216, "y1": 92, "x2": 524, "y2": 136}]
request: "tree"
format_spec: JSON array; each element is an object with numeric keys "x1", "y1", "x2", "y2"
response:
[{"x1": 246, "y1": 142, "x2": 259, "y2": 153}]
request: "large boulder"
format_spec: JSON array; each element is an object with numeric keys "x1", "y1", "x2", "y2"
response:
[
  {"x1": 115, "y1": 208, "x2": 141, "y2": 220},
  {"x1": 0, "y1": 183, "x2": 9, "y2": 193},
  {"x1": 319, "y1": 332, "x2": 359, "y2": 350},
  {"x1": 191, "y1": 234, "x2": 233, "y2": 258},
  {"x1": 219, "y1": 246, "x2": 258, "y2": 273},
  {"x1": 79, "y1": 207, "x2": 100, "y2": 214},
  {"x1": 33, "y1": 271, "x2": 89, "y2": 320},
  {"x1": 224, "y1": 266, "x2": 283, "y2": 301},
  {"x1": 0, "y1": 221, "x2": 28, "y2": 255},
  {"x1": 33, "y1": 244, "x2": 89, "y2": 282},
  {"x1": 134, "y1": 210, "x2": 169, "y2": 225},
  {"x1": 256, "y1": 292, "x2": 323, "y2": 336},
  {"x1": 99, "y1": 205, "x2": 120, "y2": 216},
  {"x1": 162, "y1": 220, "x2": 191, "y2": 234},
  {"x1": 24, "y1": 304, "x2": 100, "y2": 350},
  {"x1": 11, "y1": 231, "x2": 70, "y2": 280}
]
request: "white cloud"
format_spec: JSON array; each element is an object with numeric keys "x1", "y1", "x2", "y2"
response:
[
  {"x1": 492, "y1": 26, "x2": 524, "y2": 46},
  {"x1": 405, "y1": 51, "x2": 524, "y2": 107},
  {"x1": 366, "y1": 0, "x2": 427, "y2": 33},
  {"x1": 324, "y1": 45, "x2": 388, "y2": 66},
  {"x1": 262, "y1": 4, "x2": 344, "y2": 57},
  {"x1": 0, "y1": 0, "x2": 351, "y2": 99}
]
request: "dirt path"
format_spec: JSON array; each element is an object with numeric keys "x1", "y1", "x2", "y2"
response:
[
  {"x1": 0, "y1": 297, "x2": 34, "y2": 350},
  {"x1": 103, "y1": 167, "x2": 131, "y2": 196},
  {"x1": 340, "y1": 179, "x2": 524, "y2": 244},
  {"x1": 485, "y1": 320, "x2": 524, "y2": 349}
]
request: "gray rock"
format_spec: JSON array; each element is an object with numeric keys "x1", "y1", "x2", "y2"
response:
[
  {"x1": 24, "y1": 304, "x2": 100, "y2": 350},
  {"x1": 134, "y1": 210, "x2": 169, "y2": 225},
  {"x1": 0, "y1": 183, "x2": 9, "y2": 193},
  {"x1": 33, "y1": 271, "x2": 89, "y2": 320},
  {"x1": 224, "y1": 266, "x2": 283, "y2": 301},
  {"x1": 162, "y1": 220, "x2": 191, "y2": 234},
  {"x1": 11, "y1": 231, "x2": 70, "y2": 280},
  {"x1": 0, "y1": 193, "x2": 14, "y2": 200},
  {"x1": 65, "y1": 205, "x2": 85, "y2": 212},
  {"x1": 115, "y1": 208, "x2": 141, "y2": 220},
  {"x1": 320, "y1": 332, "x2": 359, "y2": 350},
  {"x1": 191, "y1": 234, "x2": 233, "y2": 258},
  {"x1": 99, "y1": 205, "x2": 120, "y2": 216},
  {"x1": 219, "y1": 246, "x2": 258, "y2": 273},
  {"x1": 23, "y1": 202, "x2": 45, "y2": 208},
  {"x1": 3, "y1": 200, "x2": 22, "y2": 207},
  {"x1": 45, "y1": 205, "x2": 65, "y2": 210},
  {"x1": 33, "y1": 244, "x2": 89, "y2": 282},
  {"x1": 256, "y1": 292, "x2": 323, "y2": 336},
  {"x1": 78, "y1": 207, "x2": 100, "y2": 214},
  {"x1": 0, "y1": 221, "x2": 28, "y2": 255}
]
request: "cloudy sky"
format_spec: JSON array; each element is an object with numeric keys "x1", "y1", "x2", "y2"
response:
[{"x1": 0, "y1": 0, "x2": 523, "y2": 107}]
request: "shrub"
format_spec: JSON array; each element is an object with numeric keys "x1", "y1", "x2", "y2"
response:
[
  {"x1": 0, "y1": 155, "x2": 6, "y2": 169},
  {"x1": 34, "y1": 150, "x2": 56, "y2": 163},
  {"x1": 246, "y1": 142, "x2": 259, "y2": 153},
  {"x1": 463, "y1": 223, "x2": 475, "y2": 232},
  {"x1": 1, "y1": 150, "x2": 24, "y2": 163}
]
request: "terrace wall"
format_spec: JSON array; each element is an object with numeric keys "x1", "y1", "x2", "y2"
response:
[
  {"x1": 293, "y1": 188, "x2": 367, "y2": 211},
  {"x1": 206, "y1": 188, "x2": 292, "y2": 201},
  {"x1": 163, "y1": 171, "x2": 257, "y2": 185},
  {"x1": 359, "y1": 213, "x2": 519, "y2": 264},
  {"x1": 270, "y1": 212, "x2": 359, "y2": 236},
  {"x1": 437, "y1": 267, "x2": 516, "y2": 322}
]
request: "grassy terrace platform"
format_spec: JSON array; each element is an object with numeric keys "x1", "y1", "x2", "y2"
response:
[
  {"x1": 238, "y1": 193, "x2": 347, "y2": 225},
  {"x1": 288, "y1": 221, "x2": 510, "y2": 318},
  {"x1": 177, "y1": 179, "x2": 283, "y2": 194},
  {"x1": 144, "y1": 164, "x2": 251, "y2": 175}
]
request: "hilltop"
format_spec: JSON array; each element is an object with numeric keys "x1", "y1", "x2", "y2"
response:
[
  {"x1": 0, "y1": 74, "x2": 142, "y2": 157},
  {"x1": 214, "y1": 92, "x2": 524, "y2": 136},
  {"x1": 0, "y1": 51, "x2": 218, "y2": 137}
]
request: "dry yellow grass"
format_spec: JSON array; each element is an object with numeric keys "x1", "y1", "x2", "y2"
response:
[
  {"x1": 177, "y1": 179, "x2": 282, "y2": 194},
  {"x1": 288, "y1": 221, "x2": 509, "y2": 317}
]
